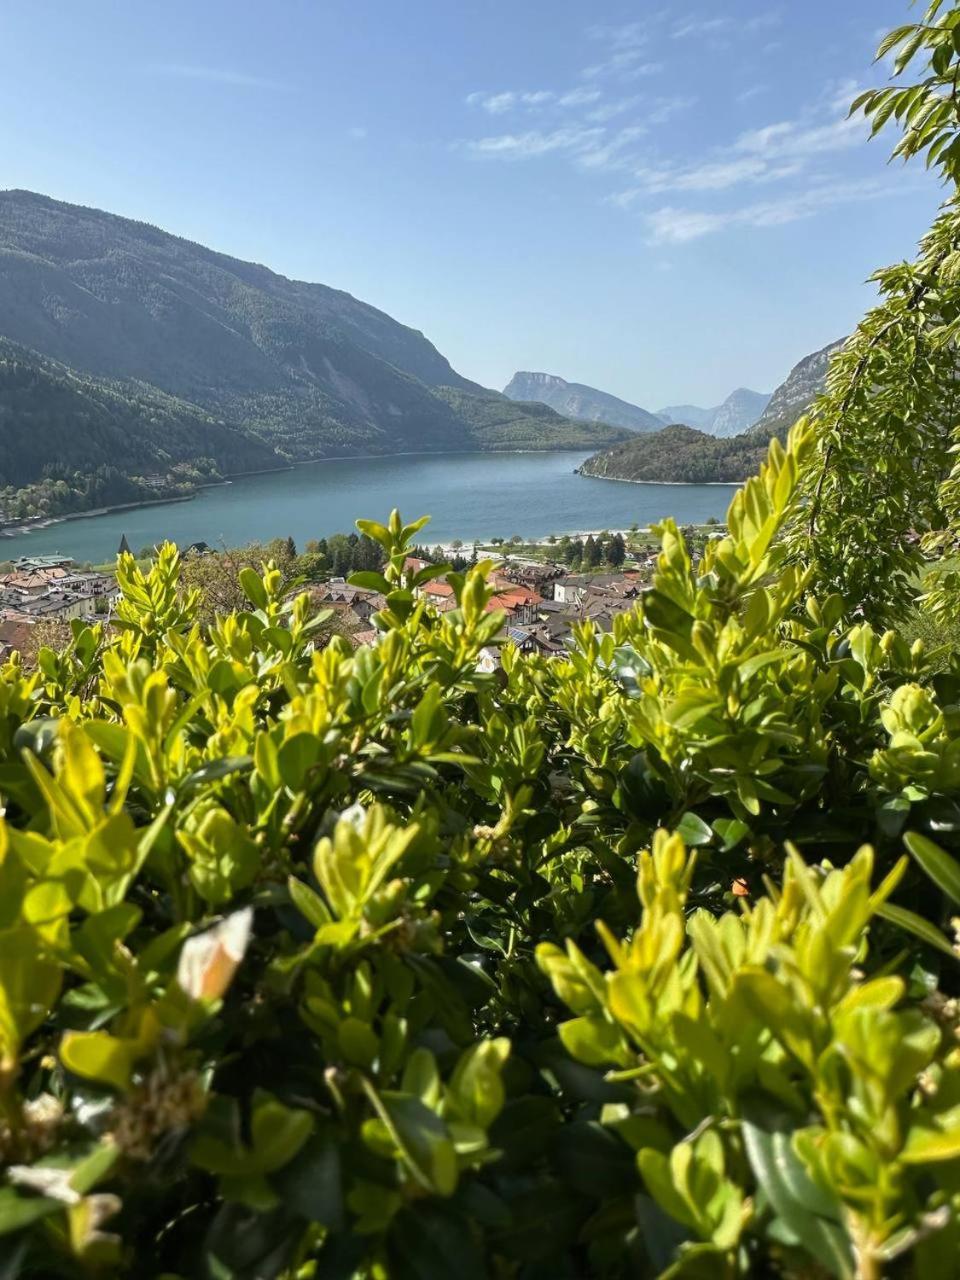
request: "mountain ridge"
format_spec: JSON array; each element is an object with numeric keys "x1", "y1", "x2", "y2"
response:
[
  {"x1": 0, "y1": 190, "x2": 627, "y2": 504},
  {"x1": 503, "y1": 371, "x2": 663, "y2": 433},
  {"x1": 657, "y1": 387, "x2": 771, "y2": 437},
  {"x1": 577, "y1": 339, "x2": 842, "y2": 486},
  {"x1": 502, "y1": 366, "x2": 770, "y2": 438}
]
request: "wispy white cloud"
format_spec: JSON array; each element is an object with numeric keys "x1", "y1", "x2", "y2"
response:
[
  {"x1": 468, "y1": 127, "x2": 605, "y2": 160},
  {"x1": 582, "y1": 50, "x2": 663, "y2": 81},
  {"x1": 820, "y1": 76, "x2": 863, "y2": 116},
  {"x1": 745, "y1": 10, "x2": 783, "y2": 32},
  {"x1": 586, "y1": 96, "x2": 641, "y2": 123},
  {"x1": 646, "y1": 207, "x2": 727, "y2": 242},
  {"x1": 613, "y1": 155, "x2": 801, "y2": 201},
  {"x1": 670, "y1": 9, "x2": 778, "y2": 39},
  {"x1": 466, "y1": 89, "x2": 551, "y2": 114},
  {"x1": 579, "y1": 15, "x2": 670, "y2": 81},
  {"x1": 671, "y1": 15, "x2": 732, "y2": 40},
  {"x1": 558, "y1": 87, "x2": 602, "y2": 108},
  {"x1": 734, "y1": 112, "x2": 864, "y2": 161},
  {"x1": 459, "y1": 15, "x2": 877, "y2": 250},
  {"x1": 587, "y1": 20, "x2": 653, "y2": 49},
  {"x1": 466, "y1": 96, "x2": 696, "y2": 172},
  {"x1": 576, "y1": 126, "x2": 650, "y2": 171},
  {"x1": 606, "y1": 95, "x2": 866, "y2": 205},
  {"x1": 466, "y1": 86, "x2": 602, "y2": 114},
  {"x1": 145, "y1": 63, "x2": 289, "y2": 91},
  {"x1": 645, "y1": 179, "x2": 890, "y2": 244},
  {"x1": 348, "y1": 126, "x2": 368, "y2": 140},
  {"x1": 648, "y1": 95, "x2": 696, "y2": 126}
]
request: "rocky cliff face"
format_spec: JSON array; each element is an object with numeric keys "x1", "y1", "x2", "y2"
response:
[
  {"x1": 503, "y1": 371, "x2": 662, "y2": 432},
  {"x1": 750, "y1": 339, "x2": 844, "y2": 436}
]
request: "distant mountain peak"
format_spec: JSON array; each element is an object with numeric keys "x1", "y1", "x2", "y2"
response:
[
  {"x1": 578, "y1": 337, "x2": 843, "y2": 489},
  {"x1": 709, "y1": 387, "x2": 771, "y2": 437},
  {"x1": 656, "y1": 387, "x2": 770, "y2": 437},
  {"x1": 503, "y1": 371, "x2": 662, "y2": 433}
]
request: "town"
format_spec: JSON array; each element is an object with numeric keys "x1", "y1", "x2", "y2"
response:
[
  {"x1": 311, "y1": 554, "x2": 657, "y2": 667},
  {"x1": 0, "y1": 553, "x2": 119, "y2": 658},
  {"x1": 0, "y1": 525, "x2": 728, "y2": 665}
]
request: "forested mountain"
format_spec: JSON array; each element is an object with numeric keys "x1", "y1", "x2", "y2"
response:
[
  {"x1": 578, "y1": 423, "x2": 771, "y2": 484},
  {"x1": 0, "y1": 339, "x2": 285, "y2": 518},
  {"x1": 0, "y1": 340, "x2": 276, "y2": 488},
  {"x1": 503, "y1": 370, "x2": 663, "y2": 432},
  {"x1": 432, "y1": 385, "x2": 627, "y2": 449},
  {"x1": 581, "y1": 341, "x2": 837, "y2": 485},
  {"x1": 0, "y1": 191, "x2": 624, "y2": 487}
]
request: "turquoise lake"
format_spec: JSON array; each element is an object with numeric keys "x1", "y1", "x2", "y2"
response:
[{"x1": 0, "y1": 452, "x2": 736, "y2": 563}]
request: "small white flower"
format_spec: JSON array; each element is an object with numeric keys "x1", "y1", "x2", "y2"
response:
[
  {"x1": 7, "y1": 1165, "x2": 80, "y2": 1204},
  {"x1": 339, "y1": 803, "x2": 367, "y2": 832},
  {"x1": 177, "y1": 907, "x2": 253, "y2": 1001}
]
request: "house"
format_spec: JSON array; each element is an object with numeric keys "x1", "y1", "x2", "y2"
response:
[
  {"x1": 505, "y1": 626, "x2": 539, "y2": 654},
  {"x1": 0, "y1": 618, "x2": 34, "y2": 661},
  {"x1": 311, "y1": 582, "x2": 386, "y2": 620},
  {"x1": 0, "y1": 591, "x2": 92, "y2": 622},
  {"x1": 477, "y1": 646, "x2": 502, "y2": 674},
  {"x1": 419, "y1": 580, "x2": 459, "y2": 612},
  {"x1": 579, "y1": 595, "x2": 633, "y2": 631},
  {"x1": 507, "y1": 624, "x2": 568, "y2": 656},
  {"x1": 61, "y1": 572, "x2": 119, "y2": 602},
  {"x1": 553, "y1": 575, "x2": 591, "y2": 605},
  {"x1": 485, "y1": 588, "x2": 543, "y2": 625},
  {"x1": 476, "y1": 620, "x2": 568, "y2": 674},
  {"x1": 9, "y1": 555, "x2": 73, "y2": 572},
  {"x1": 0, "y1": 567, "x2": 70, "y2": 595},
  {"x1": 553, "y1": 573, "x2": 643, "y2": 607},
  {"x1": 328, "y1": 605, "x2": 367, "y2": 633},
  {"x1": 501, "y1": 561, "x2": 564, "y2": 589},
  {"x1": 9, "y1": 591, "x2": 96, "y2": 622},
  {"x1": 350, "y1": 627, "x2": 378, "y2": 649}
]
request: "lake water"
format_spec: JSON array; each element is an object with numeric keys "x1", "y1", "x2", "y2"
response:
[{"x1": 0, "y1": 452, "x2": 736, "y2": 563}]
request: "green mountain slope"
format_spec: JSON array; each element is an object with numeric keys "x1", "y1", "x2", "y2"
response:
[
  {"x1": 0, "y1": 191, "x2": 619, "y2": 466},
  {"x1": 435, "y1": 388, "x2": 630, "y2": 450},
  {"x1": 578, "y1": 424, "x2": 770, "y2": 484},
  {"x1": 0, "y1": 340, "x2": 277, "y2": 489}
]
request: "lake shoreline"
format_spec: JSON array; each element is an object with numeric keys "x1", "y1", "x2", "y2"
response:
[
  {"x1": 0, "y1": 492, "x2": 197, "y2": 539},
  {"x1": 0, "y1": 451, "x2": 734, "y2": 563},
  {"x1": 0, "y1": 447, "x2": 594, "y2": 541},
  {"x1": 576, "y1": 469, "x2": 740, "y2": 487}
]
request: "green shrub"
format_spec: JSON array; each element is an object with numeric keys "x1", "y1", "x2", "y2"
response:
[
  {"x1": 6, "y1": 6, "x2": 960, "y2": 1276},
  {"x1": 0, "y1": 478, "x2": 958, "y2": 1278}
]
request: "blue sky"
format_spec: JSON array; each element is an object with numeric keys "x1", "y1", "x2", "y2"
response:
[{"x1": 0, "y1": 0, "x2": 943, "y2": 407}]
